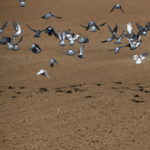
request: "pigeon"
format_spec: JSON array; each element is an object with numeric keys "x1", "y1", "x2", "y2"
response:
[
  {"x1": 113, "y1": 26, "x2": 126, "y2": 44},
  {"x1": 78, "y1": 45, "x2": 85, "y2": 58},
  {"x1": 58, "y1": 30, "x2": 66, "y2": 46},
  {"x1": 126, "y1": 36, "x2": 142, "y2": 50},
  {"x1": 18, "y1": 0, "x2": 26, "y2": 7},
  {"x1": 145, "y1": 22, "x2": 150, "y2": 31},
  {"x1": 81, "y1": 21, "x2": 106, "y2": 32},
  {"x1": 30, "y1": 43, "x2": 41, "y2": 54},
  {"x1": 136, "y1": 23, "x2": 148, "y2": 36},
  {"x1": 131, "y1": 53, "x2": 148, "y2": 64},
  {"x1": 13, "y1": 21, "x2": 22, "y2": 37},
  {"x1": 0, "y1": 37, "x2": 11, "y2": 44},
  {"x1": 13, "y1": 36, "x2": 24, "y2": 50},
  {"x1": 101, "y1": 24, "x2": 118, "y2": 43},
  {"x1": 6, "y1": 36, "x2": 15, "y2": 50},
  {"x1": 110, "y1": 4, "x2": 124, "y2": 13},
  {"x1": 41, "y1": 12, "x2": 62, "y2": 19},
  {"x1": 109, "y1": 46, "x2": 127, "y2": 54},
  {"x1": 61, "y1": 50, "x2": 80, "y2": 55},
  {"x1": 45, "y1": 27, "x2": 58, "y2": 38},
  {"x1": 37, "y1": 69, "x2": 49, "y2": 78},
  {"x1": 26, "y1": 24, "x2": 50, "y2": 38},
  {"x1": 78, "y1": 37, "x2": 89, "y2": 44},
  {"x1": 66, "y1": 33, "x2": 81, "y2": 46},
  {"x1": 0, "y1": 20, "x2": 10, "y2": 34},
  {"x1": 125, "y1": 22, "x2": 142, "y2": 50},
  {"x1": 50, "y1": 59, "x2": 59, "y2": 67}
]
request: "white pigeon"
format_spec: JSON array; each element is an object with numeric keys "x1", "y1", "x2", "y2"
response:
[
  {"x1": 18, "y1": 0, "x2": 26, "y2": 7},
  {"x1": 58, "y1": 30, "x2": 66, "y2": 46},
  {"x1": 78, "y1": 45, "x2": 85, "y2": 58},
  {"x1": 131, "y1": 53, "x2": 148, "y2": 64},
  {"x1": 66, "y1": 33, "x2": 81, "y2": 46},
  {"x1": 127, "y1": 22, "x2": 132, "y2": 34},
  {"x1": 37, "y1": 69, "x2": 49, "y2": 78},
  {"x1": 13, "y1": 21, "x2": 22, "y2": 37}
]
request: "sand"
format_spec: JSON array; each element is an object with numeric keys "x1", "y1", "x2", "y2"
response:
[{"x1": 0, "y1": 0, "x2": 150, "y2": 149}]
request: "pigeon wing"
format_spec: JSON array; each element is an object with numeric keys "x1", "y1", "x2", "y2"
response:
[
  {"x1": 14, "y1": 36, "x2": 24, "y2": 45},
  {"x1": 26, "y1": 24, "x2": 37, "y2": 32},
  {"x1": 1, "y1": 20, "x2": 10, "y2": 30},
  {"x1": 110, "y1": 6, "x2": 115, "y2": 13},
  {"x1": 140, "y1": 53, "x2": 148, "y2": 60},
  {"x1": 127, "y1": 22, "x2": 132, "y2": 34},
  {"x1": 51, "y1": 13, "x2": 62, "y2": 19},
  {"x1": 72, "y1": 34, "x2": 81, "y2": 41},
  {"x1": 120, "y1": 6, "x2": 125, "y2": 13},
  {"x1": 131, "y1": 55, "x2": 138, "y2": 61},
  {"x1": 136, "y1": 23, "x2": 143, "y2": 30},
  {"x1": 98, "y1": 22, "x2": 106, "y2": 27},
  {"x1": 81, "y1": 24, "x2": 87, "y2": 28}
]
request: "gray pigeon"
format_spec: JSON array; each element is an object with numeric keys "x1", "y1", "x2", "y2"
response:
[
  {"x1": 0, "y1": 20, "x2": 10, "y2": 34},
  {"x1": 41, "y1": 12, "x2": 62, "y2": 19},
  {"x1": 110, "y1": 4, "x2": 124, "y2": 13},
  {"x1": 45, "y1": 27, "x2": 58, "y2": 38},
  {"x1": 13, "y1": 36, "x2": 24, "y2": 50},
  {"x1": 26, "y1": 24, "x2": 50, "y2": 38},
  {"x1": 109, "y1": 46, "x2": 127, "y2": 54},
  {"x1": 81, "y1": 21, "x2": 106, "y2": 32},
  {"x1": 0, "y1": 37, "x2": 11, "y2": 44},
  {"x1": 18, "y1": 0, "x2": 26, "y2": 7},
  {"x1": 66, "y1": 33, "x2": 81, "y2": 46},
  {"x1": 101, "y1": 24, "x2": 118, "y2": 43},
  {"x1": 136, "y1": 23, "x2": 148, "y2": 36},
  {"x1": 58, "y1": 30, "x2": 66, "y2": 46},
  {"x1": 113, "y1": 26, "x2": 126, "y2": 44},
  {"x1": 78, "y1": 37, "x2": 89, "y2": 44},
  {"x1": 61, "y1": 50, "x2": 79, "y2": 55},
  {"x1": 30, "y1": 43, "x2": 41, "y2": 54},
  {"x1": 50, "y1": 59, "x2": 59, "y2": 67}
]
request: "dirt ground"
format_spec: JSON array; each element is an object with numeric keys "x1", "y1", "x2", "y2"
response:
[{"x1": 0, "y1": 0, "x2": 150, "y2": 150}]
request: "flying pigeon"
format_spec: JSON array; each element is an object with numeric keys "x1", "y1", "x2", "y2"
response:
[
  {"x1": 50, "y1": 59, "x2": 59, "y2": 67},
  {"x1": 136, "y1": 23, "x2": 148, "y2": 36},
  {"x1": 78, "y1": 45, "x2": 85, "y2": 58},
  {"x1": 0, "y1": 20, "x2": 10, "y2": 34},
  {"x1": 81, "y1": 21, "x2": 106, "y2": 32},
  {"x1": 78, "y1": 37, "x2": 89, "y2": 44},
  {"x1": 26, "y1": 24, "x2": 50, "y2": 38},
  {"x1": 66, "y1": 33, "x2": 81, "y2": 46},
  {"x1": 101, "y1": 24, "x2": 118, "y2": 43},
  {"x1": 13, "y1": 36, "x2": 24, "y2": 50},
  {"x1": 18, "y1": 0, "x2": 26, "y2": 7},
  {"x1": 45, "y1": 27, "x2": 58, "y2": 38},
  {"x1": 13, "y1": 21, "x2": 22, "y2": 37},
  {"x1": 113, "y1": 26, "x2": 126, "y2": 44},
  {"x1": 109, "y1": 45, "x2": 127, "y2": 54},
  {"x1": 131, "y1": 53, "x2": 148, "y2": 64},
  {"x1": 110, "y1": 4, "x2": 125, "y2": 13},
  {"x1": 0, "y1": 37, "x2": 11, "y2": 44},
  {"x1": 6, "y1": 36, "x2": 15, "y2": 50},
  {"x1": 37, "y1": 69, "x2": 49, "y2": 78},
  {"x1": 30, "y1": 43, "x2": 41, "y2": 54},
  {"x1": 41, "y1": 12, "x2": 62, "y2": 19},
  {"x1": 58, "y1": 30, "x2": 66, "y2": 46},
  {"x1": 61, "y1": 50, "x2": 80, "y2": 55}
]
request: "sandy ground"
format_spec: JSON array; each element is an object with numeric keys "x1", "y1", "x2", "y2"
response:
[{"x1": 0, "y1": 0, "x2": 150, "y2": 150}]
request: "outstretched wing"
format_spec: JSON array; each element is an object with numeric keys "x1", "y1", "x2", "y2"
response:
[
  {"x1": 127, "y1": 22, "x2": 132, "y2": 34},
  {"x1": 97, "y1": 22, "x2": 106, "y2": 27},
  {"x1": 120, "y1": 6, "x2": 125, "y2": 13},
  {"x1": 81, "y1": 24, "x2": 87, "y2": 28},
  {"x1": 131, "y1": 55, "x2": 138, "y2": 61},
  {"x1": 41, "y1": 26, "x2": 51, "y2": 32},
  {"x1": 51, "y1": 13, "x2": 62, "y2": 19},
  {"x1": 110, "y1": 5, "x2": 115, "y2": 13},
  {"x1": 140, "y1": 53, "x2": 148, "y2": 60},
  {"x1": 26, "y1": 24, "x2": 37, "y2": 32},
  {"x1": 14, "y1": 36, "x2": 24, "y2": 45},
  {"x1": 136, "y1": 23, "x2": 143, "y2": 30},
  {"x1": 1, "y1": 20, "x2": 10, "y2": 30}
]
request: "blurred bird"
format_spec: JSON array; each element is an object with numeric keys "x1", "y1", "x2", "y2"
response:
[
  {"x1": 78, "y1": 37, "x2": 89, "y2": 44},
  {"x1": 0, "y1": 36, "x2": 11, "y2": 44},
  {"x1": 110, "y1": 4, "x2": 124, "y2": 13},
  {"x1": 13, "y1": 36, "x2": 24, "y2": 50},
  {"x1": 13, "y1": 21, "x2": 22, "y2": 37},
  {"x1": 58, "y1": 30, "x2": 66, "y2": 46},
  {"x1": 66, "y1": 33, "x2": 81, "y2": 46},
  {"x1": 26, "y1": 24, "x2": 50, "y2": 38},
  {"x1": 41, "y1": 12, "x2": 62, "y2": 19},
  {"x1": 45, "y1": 27, "x2": 58, "y2": 38},
  {"x1": 0, "y1": 20, "x2": 10, "y2": 34},
  {"x1": 81, "y1": 21, "x2": 106, "y2": 32},
  {"x1": 61, "y1": 50, "x2": 79, "y2": 55},
  {"x1": 131, "y1": 53, "x2": 148, "y2": 64},
  {"x1": 18, "y1": 0, "x2": 26, "y2": 7},
  {"x1": 101, "y1": 24, "x2": 118, "y2": 43},
  {"x1": 50, "y1": 59, "x2": 59, "y2": 67},
  {"x1": 109, "y1": 46, "x2": 127, "y2": 54},
  {"x1": 30, "y1": 43, "x2": 41, "y2": 54},
  {"x1": 78, "y1": 45, "x2": 85, "y2": 58},
  {"x1": 37, "y1": 69, "x2": 49, "y2": 78},
  {"x1": 6, "y1": 36, "x2": 15, "y2": 50}
]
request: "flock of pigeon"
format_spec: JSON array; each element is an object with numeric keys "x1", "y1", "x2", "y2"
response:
[{"x1": 0, "y1": 2, "x2": 150, "y2": 78}]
